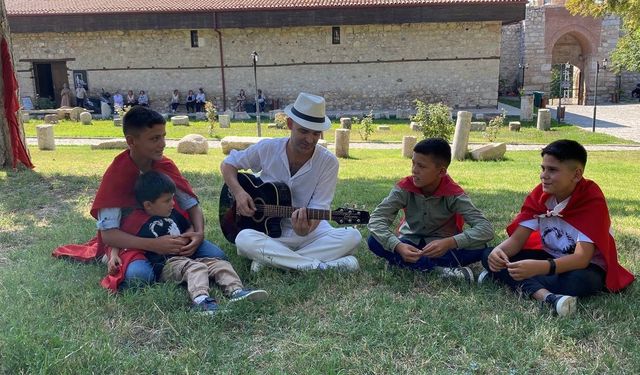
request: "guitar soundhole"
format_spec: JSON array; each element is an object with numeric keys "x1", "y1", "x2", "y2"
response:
[{"x1": 252, "y1": 198, "x2": 265, "y2": 222}]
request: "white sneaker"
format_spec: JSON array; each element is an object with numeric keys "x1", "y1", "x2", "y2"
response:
[
  {"x1": 436, "y1": 266, "x2": 474, "y2": 284},
  {"x1": 250, "y1": 260, "x2": 266, "y2": 273},
  {"x1": 544, "y1": 294, "x2": 578, "y2": 317},
  {"x1": 477, "y1": 270, "x2": 490, "y2": 284},
  {"x1": 323, "y1": 256, "x2": 360, "y2": 271}
]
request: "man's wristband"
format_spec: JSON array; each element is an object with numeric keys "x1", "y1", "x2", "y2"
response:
[{"x1": 547, "y1": 258, "x2": 556, "y2": 276}]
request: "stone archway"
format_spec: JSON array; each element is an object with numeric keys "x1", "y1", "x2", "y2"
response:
[{"x1": 551, "y1": 33, "x2": 587, "y2": 104}]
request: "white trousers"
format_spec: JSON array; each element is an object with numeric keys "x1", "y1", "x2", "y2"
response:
[{"x1": 235, "y1": 225, "x2": 362, "y2": 271}]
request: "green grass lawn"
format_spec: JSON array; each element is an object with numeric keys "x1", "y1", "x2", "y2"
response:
[
  {"x1": 1, "y1": 147, "x2": 639, "y2": 373},
  {"x1": 22, "y1": 117, "x2": 635, "y2": 145}
]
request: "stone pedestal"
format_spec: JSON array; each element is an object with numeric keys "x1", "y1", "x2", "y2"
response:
[
  {"x1": 80, "y1": 112, "x2": 92, "y2": 125},
  {"x1": 21, "y1": 111, "x2": 31, "y2": 122},
  {"x1": 335, "y1": 129, "x2": 350, "y2": 158},
  {"x1": 340, "y1": 117, "x2": 352, "y2": 129},
  {"x1": 508, "y1": 121, "x2": 521, "y2": 132},
  {"x1": 113, "y1": 118, "x2": 122, "y2": 126},
  {"x1": 101, "y1": 102, "x2": 112, "y2": 119},
  {"x1": 410, "y1": 122, "x2": 421, "y2": 131},
  {"x1": 537, "y1": 109, "x2": 551, "y2": 131},
  {"x1": 520, "y1": 95, "x2": 534, "y2": 121},
  {"x1": 452, "y1": 111, "x2": 472, "y2": 161},
  {"x1": 219, "y1": 114, "x2": 231, "y2": 128},
  {"x1": 172, "y1": 115, "x2": 190, "y2": 126},
  {"x1": 36, "y1": 124, "x2": 55, "y2": 150},
  {"x1": 402, "y1": 136, "x2": 417, "y2": 158}
]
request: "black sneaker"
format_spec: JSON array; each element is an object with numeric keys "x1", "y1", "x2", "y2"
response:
[
  {"x1": 543, "y1": 293, "x2": 577, "y2": 317},
  {"x1": 192, "y1": 297, "x2": 219, "y2": 316}
]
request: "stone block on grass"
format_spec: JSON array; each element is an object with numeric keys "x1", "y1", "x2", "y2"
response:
[
  {"x1": 91, "y1": 140, "x2": 128, "y2": 150},
  {"x1": 219, "y1": 114, "x2": 231, "y2": 128},
  {"x1": 177, "y1": 134, "x2": 208, "y2": 154},
  {"x1": 509, "y1": 121, "x2": 521, "y2": 132},
  {"x1": 80, "y1": 112, "x2": 92, "y2": 125},
  {"x1": 234, "y1": 111, "x2": 251, "y2": 120},
  {"x1": 470, "y1": 142, "x2": 506, "y2": 161},
  {"x1": 172, "y1": 115, "x2": 190, "y2": 126},
  {"x1": 470, "y1": 121, "x2": 486, "y2": 131},
  {"x1": 377, "y1": 125, "x2": 390, "y2": 131},
  {"x1": 44, "y1": 114, "x2": 58, "y2": 124}
]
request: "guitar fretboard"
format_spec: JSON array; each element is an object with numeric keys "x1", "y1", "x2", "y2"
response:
[{"x1": 255, "y1": 204, "x2": 332, "y2": 220}]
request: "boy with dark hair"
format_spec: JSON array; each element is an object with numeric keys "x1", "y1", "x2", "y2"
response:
[
  {"x1": 54, "y1": 106, "x2": 227, "y2": 292},
  {"x1": 481, "y1": 139, "x2": 634, "y2": 316},
  {"x1": 108, "y1": 171, "x2": 267, "y2": 314},
  {"x1": 367, "y1": 138, "x2": 494, "y2": 282}
]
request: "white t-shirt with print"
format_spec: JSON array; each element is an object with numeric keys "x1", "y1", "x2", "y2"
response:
[{"x1": 520, "y1": 195, "x2": 606, "y2": 270}]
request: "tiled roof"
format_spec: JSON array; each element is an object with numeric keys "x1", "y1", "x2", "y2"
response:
[{"x1": 7, "y1": 0, "x2": 527, "y2": 16}]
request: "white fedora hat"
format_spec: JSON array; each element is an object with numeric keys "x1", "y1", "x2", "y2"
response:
[{"x1": 284, "y1": 92, "x2": 332, "y2": 131}]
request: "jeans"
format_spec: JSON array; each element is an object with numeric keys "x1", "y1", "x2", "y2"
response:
[
  {"x1": 121, "y1": 240, "x2": 227, "y2": 289},
  {"x1": 367, "y1": 235, "x2": 485, "y2": 272},
  {"x1": 480, "y1": 248, "x2": 606, "y2": 297}
]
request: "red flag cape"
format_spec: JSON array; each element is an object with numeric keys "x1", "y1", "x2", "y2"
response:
[
  {"x1": 506, "y1": 178, "x2": 634, "y2": 292},
  {"x1": 52, "y1": 150, "x2": 196, "y2": 291},
  {"x1": 396, "y1": 175, "x2": 465, "y2": 232},
  {"x1": 2, "y1": 37, "x2": 34, "y2": 169}
]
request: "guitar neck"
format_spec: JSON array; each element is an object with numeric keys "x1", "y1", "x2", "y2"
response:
[{"x1": 256, "y1": 204, "x2": 332, "y2": 220}]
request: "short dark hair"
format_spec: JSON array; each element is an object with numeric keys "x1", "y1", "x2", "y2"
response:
[
  {"x1": 413, "y1": 138, "x2": 451, "y2": 167},
  {"x1": 134, "y1": 170, "x2": 176, "y2": 206},
  {"x1": 122, "y1": 106, "x2": 166, "y2": 136},
  {"x1": 541, "y1": 139, "x2": 587, "y2": 167}
]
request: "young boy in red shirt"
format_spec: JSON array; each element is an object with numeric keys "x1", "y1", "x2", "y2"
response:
[{"x1": 481, "y1": 139, "x2": 634, "y2": 316}]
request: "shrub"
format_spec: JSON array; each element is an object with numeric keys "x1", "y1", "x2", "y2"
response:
[
  {"x1": 483, "y1": 111, "x2": 506, "y2": 142},
  {"x1": 354, "y1": 111, "x2": 375, "y2": 141},
  {"x1": 412, "y1": 100, "x2": 454, "y2": 141},
  {"x1": 204, "y1": 101, "x2": 217, "y2": 136},
  {"x1": 274, "y1": 112, "x2": 288, "y2": 129}
]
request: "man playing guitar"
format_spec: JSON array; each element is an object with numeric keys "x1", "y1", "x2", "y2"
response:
[{"x1": 220, "y1": 92, "x2": 362, "y2": 272}]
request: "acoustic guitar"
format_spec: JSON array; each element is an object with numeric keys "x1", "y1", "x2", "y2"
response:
[{"x1": 219, "y1": 173, "x2": 370, "y2": 243}]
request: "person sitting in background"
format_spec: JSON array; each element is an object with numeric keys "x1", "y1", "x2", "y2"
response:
[
  {"x1": 186, "y1": 90, "x2": 196, "y2": 113},
  {"x1": 632, "y1": 84, "x2": 640, "y2": 101},
  {"x1": 195, "y1": 88, "x2": 206, "y2": 112},
  {"x1": 257, "y1": 89, "x2": 266, "y2": 112},
  {"x1": 138, "y1": 90, "x2": 149, "y2": 107},
  {"x1": 171, "y1": 90, "x2": 180, "y2": 113},
  {"x1": 125, "y1": 90, "x2": 137, "y2": 108},
  {"x1": 113, "y1": 90, "x2": 124, "y2": 109}
]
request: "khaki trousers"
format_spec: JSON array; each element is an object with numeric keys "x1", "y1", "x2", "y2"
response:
[{"x1": 160, "y1": 257, "x2": 243, "y2": 300}]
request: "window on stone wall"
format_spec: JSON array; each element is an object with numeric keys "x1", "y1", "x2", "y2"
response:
[
  {"x1": 332, "y1": 27, "x2": 340, "y2": 45},
  {"x1": 191, "y1": 30, "x2": 199, "y2": 48}
]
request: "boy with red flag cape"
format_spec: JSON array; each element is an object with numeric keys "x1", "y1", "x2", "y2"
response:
[
  {"x1": 52, "y1": 106, "x2": 226, "y2": 291},
  {"x1": 367, "y1": 138, "x2": 494, "y2": 282},
  {"x1": 481, "y1": 140, "x2": 634, "y2": 316}
]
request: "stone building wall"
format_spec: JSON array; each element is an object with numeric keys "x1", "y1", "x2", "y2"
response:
[
  {"x1": 498, "y1": 23, "x2": 523, "y2": 94},
  {"x1": 504, "y1": 4, "x2": 639, "y2": 104},
  {"x1": 13, "y1": 21, "x2": 502, "y2": 112}
]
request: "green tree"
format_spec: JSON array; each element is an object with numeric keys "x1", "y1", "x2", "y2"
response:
[{"x1": 566, "y1": 0, "x2": 640, "y2": 71}]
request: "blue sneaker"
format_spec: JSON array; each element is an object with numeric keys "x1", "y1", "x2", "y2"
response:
[
  {"x1": 192, "y1": 297, "x2": 219, "y2": 315},
  {"x1": 229, "y1": 288, "x2": 268, "y2": 303}
]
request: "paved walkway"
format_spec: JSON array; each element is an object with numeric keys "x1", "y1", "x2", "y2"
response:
[
  {"x1": 25, "y1": 137, "x2": 640, "y2": 151},
  {"x1": 546, "y1": 103, "x2": 640, "y2": 143}
]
